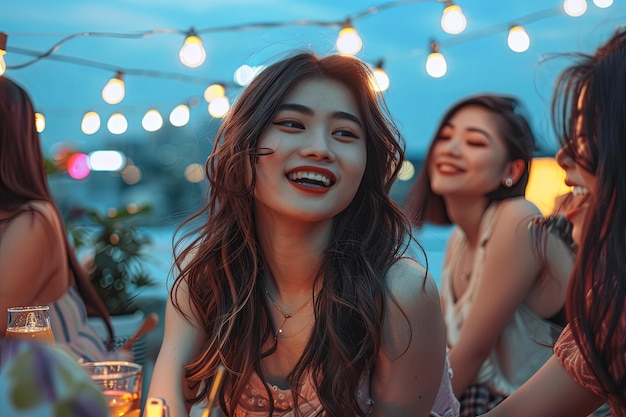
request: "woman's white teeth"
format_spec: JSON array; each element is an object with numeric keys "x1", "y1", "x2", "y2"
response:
[
  {"x1": 288, "y1": 171, "x2": 331, "y2": 187},
  {"x1": 573, "y1": 186, "x2": 589, "y2": 195}
]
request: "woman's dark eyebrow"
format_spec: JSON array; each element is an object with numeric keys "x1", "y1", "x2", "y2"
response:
[{"x1": 278, "y1": 103, "x2": 362, "y2": 127}]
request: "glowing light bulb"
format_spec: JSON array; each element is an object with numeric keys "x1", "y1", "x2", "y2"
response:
[
  {"x1": 508, "y1": 26, "x2": 530, "y2": 53},
  {"x1": 0, "y1": 53, "x2": 5, "y2": 77},
  {"x1": 107, "y1": 113, "x2": 128, "y2": 135},
  {"x1": 179, "y1": 33, "x2": 206, "y2": 68},
  {"x1": 204, "y1": 84, "x2": 225, "y2": 102},
  {"x1": 336, "y1": 26, "x2": 363, "y2": 56},
  {"x1": 102, "y1": 72, "x2": 125, "y2": 104},
  {"x1": 397, "y1": 160, "x2": 416, "y2": 181},
  {"x1": 169, "y1": 104, "x2": 190, "y2": 127},
  {"x1": 0, "y1": 32, "x2": 7, "y2": 77},
  {"x1": 234, "y1": 65, "x2": 263, "y2": 86},
  {"x1": 592, "y1": 0, "x2": 612, "y2": 7},
  {"x1": 142, "y1": 109, "x2": 163, "y2": 132},
  {"x1": 441, "y1": 4, "x2": 467, "y2": 35},
  {"x1": 208, "y1": 96, "x2": 230, "y2": 118},
  {"x1": 372, "y1": 67, "x2": 390, "y2": 92},
  {"x1": 35, "y1": 113, "x2": 46, "y2": 133},
  {"x1": 426, "y1": 52, "x2": 447, "y2": 78},
  {"x1": 564, "y1": 0, "x2": 587, "y2": 16},
  {"x1": 81, "y1": 111, "x2": 101, "y2": 135}
]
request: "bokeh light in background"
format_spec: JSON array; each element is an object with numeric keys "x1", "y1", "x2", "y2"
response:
[
  {"x1": 66, "y1": 153, "x2": 90, "y2": 180},
  {"x1": 81, "y1": 111, "x2": 101, "y2": 135},
  {"x1": 184, "y1": 163, "x2": 205, "y2": 183},
  {"x1": 526, "y1": 157, "x2": 573, "y2": 215},
  {"x1": 107, "y1": 113, "x2": 128, "y2": 135},
  {"x1": 507, "y1": 26, "x2": 531, "y2": 53},
  {"x1": 563, "y1": 0, "x2": 588, "y2": 17},
  {"x1": 34, "y1": 112, "x2": 45, "y2": 133},
  {"x1": 335, "y1": 26, "x2": 363, "y2": 55},
  {"x1": 142, "y1": 109, "x2": 163, "y2": 132},
  {"x1": 208, "y1": 96, "x2": 230, "y2": 118},
  {"x1": 397, "y1": 160, "x2": 416, "y2": 182},
  {"x1": 426, "y1": 51, "x2": 447, "y2": 78},
  {"x1": 156, "y1": 144, "x2": 179, "y2": 166},
  {"x1": 204, "y1": 84, "x2": 226, "y2": 102},
  {"x1": 169, "y1": 104, "x2": 190, "y2": 127},
  {"x1": 234, "y1": 65, "x2": 263, "y2": 86},
  {"x1": 121, "y1": 165, "x2": 142, "y2": 185},
  {"x1": 101, "y1": 73, "x2": 125, "y2": 104},
  {"x1": 372, "y1": 68, "x2": 390, "y2": 92},
  {"x1": 440, "y1": 4, "x2": 467, "y2": 35},
  {"x1": 593, "y1": 0, "x2": 613, "y2": 7},
  {"x1": 88, "y1": 150, "x2": 126, "y2": 171}
]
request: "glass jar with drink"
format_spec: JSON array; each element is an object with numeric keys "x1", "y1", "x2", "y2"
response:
[
  {"x1": 5, "y1": 305, "x2": 55, "y2": 344},
  {"x1": 81, "y1": 361, "x2": 143, "y2": 417}
]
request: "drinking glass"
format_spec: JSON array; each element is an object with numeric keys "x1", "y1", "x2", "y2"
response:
[
  {"x1": 81, "y1": 361, "x2": 143, "y2": 417},
  {"x1": 5, "y1": 305, "x2": 55, "y2": 345}
]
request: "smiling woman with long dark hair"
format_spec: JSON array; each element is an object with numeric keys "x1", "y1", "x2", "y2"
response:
[{"x1": 148, "y1": 52, "x2": 459, "y2": 417}]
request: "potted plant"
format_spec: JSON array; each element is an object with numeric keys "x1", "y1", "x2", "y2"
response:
[{"x1": 66, "y1": 203, "x2": 157, "y2": 360}]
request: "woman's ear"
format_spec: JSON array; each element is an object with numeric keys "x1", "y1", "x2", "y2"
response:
[{"x1": 503, "y1": 159, "x2": 526, "y2": 186}]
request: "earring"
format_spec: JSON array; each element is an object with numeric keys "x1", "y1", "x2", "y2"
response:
[{"x1": 504, "y1": 177, "x2": 513, "y2": 188}]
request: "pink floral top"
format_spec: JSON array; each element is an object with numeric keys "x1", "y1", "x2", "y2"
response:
[
  {"x1": 554, "y1": 323, "x2": 625, "y2": 415},
  {"x1": 228, "y1": 357, "x2": 459, "y2": 416}
]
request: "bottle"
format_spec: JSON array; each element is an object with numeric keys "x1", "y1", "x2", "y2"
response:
[{"x1": 144, "y1": 397, "x2": 168, "y2": 417}]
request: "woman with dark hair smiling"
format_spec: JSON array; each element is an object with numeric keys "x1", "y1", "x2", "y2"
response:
[
  {"x1": 484, "y1": 28, "x2": 626, "y2": 417},
  {"x1": 148, "y1": 52, "x2": 459, "y2": 417},
  {"x1": 404, "y1": 94, "x2": 569, "y2": 416}
]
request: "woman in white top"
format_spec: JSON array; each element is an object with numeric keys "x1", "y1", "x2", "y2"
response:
[{"x1": 404, "y1": 95, "x2": 571, "y2": 416}]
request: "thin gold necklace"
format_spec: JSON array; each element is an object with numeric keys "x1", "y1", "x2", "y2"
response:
[{"x1": 262, "y1": 283, "x2": 315, "y2": 340}]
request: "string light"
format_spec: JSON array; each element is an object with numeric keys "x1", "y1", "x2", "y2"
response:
[
  {"x1": 208, "y1": 96, "x2": 230, "y2": 118},
  {"x1": 426, "y1": 41, "x2": 447, "y2": 78},
  {"x1": 441, "y1": 1, "x2": 467, "y2": 35},
  {"x1": 592, "y1": 0, "x2": 612, "y2": 7},
  {"x1": 34, "y1": 112, "x2": 46, "y2": 132},
  {"x1": 169, "y1": 104, "x2": 190, "y2": 127},
  {"x1": 81, "y1": 111, "x2": 101, "y2": 134},
  {"x1": 203, "y1": 83, "x2": 225, "y2": 102},
  {"x1": 0, "y1": 32, "x2": 6, "y2": 77},
  {"x1": 102, "y1": 71, "x2": 125, "y2": 104},
  {"x1": 507, "y1": 25, "x2": 530, "y2": 53},
  {"x1": 107, "y1": 113, "x2": 128, "y2": 134},
  {"x1": 1, "y1": 0, "x2": 615, "y2": 137},
  {"x1": 179, "y1": 28, "x2": 206, "y2": 68},
  {"x1": 234, "y1": 64, "x2": 263, "y2": 86},
  {"x1": 335, "y1": 21, "x2": 363, "y2": 56},
  {"x1": 564, "y1": 0, "x2": 588, "y2": 17},
  {"x1": 371, "y1": 60, "x2": 390, "y2": 92},
  {"x1": 142, "y1": 109, "x2": 163, "y2": 132}
]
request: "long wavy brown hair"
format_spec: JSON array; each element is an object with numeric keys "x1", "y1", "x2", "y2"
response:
[
  {"x1": 171, "y1": 52, "x2": 415, "y2": 416},
  {"x1": 551, "y1": 29, "x2": 626, "y2": 410},
  {"x1": 0, "y1": 77, "x2": 114, "y2": 344}
]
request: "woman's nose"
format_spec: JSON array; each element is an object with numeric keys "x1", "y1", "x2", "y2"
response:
[
  {"x1": 440, "y1": 137, "x2": 461, "y2": 156},
  {"x1": 300, "y1": 130, "x2": 335, "y2": 161},
  {"x1": 556, "y1": 145, "x2": 573, "y2": 169}
]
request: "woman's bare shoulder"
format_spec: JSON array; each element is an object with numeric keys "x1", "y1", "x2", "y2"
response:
[
  {"x1": 497, "y1": 197, "x2": 541, "y2": 219},
  {"x1": 385, "y1": 258, "x2": 439, "y2": 304},
  {"x1": 4, "y1": 201, "x2": 60, "y2": 235}
]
